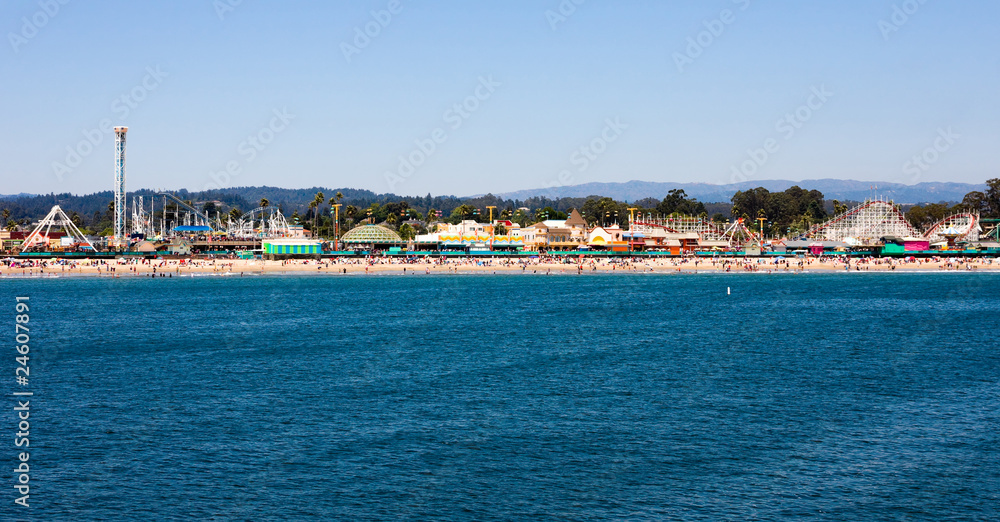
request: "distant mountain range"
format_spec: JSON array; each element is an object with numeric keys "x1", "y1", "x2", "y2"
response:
[
  {"x1": 0, "y1": 193, "x2": 37, "y2": 200},
  {"x1": 493, "y1": 179, "x2": 986, "y2": 204}
]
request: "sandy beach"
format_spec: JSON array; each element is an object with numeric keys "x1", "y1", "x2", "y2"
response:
[{"x1": 3, "y1": 255, "x2": 997, "y2": 278}]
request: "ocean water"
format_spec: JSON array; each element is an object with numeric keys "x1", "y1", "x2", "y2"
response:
[{"x1": 3, "y1": 272, "x2": 999, "y2": 520}]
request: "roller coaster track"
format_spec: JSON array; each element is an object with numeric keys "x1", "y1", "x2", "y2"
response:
[
  {"x1": 802, "y1": 199, "x2": 983, "y2": 244},
  {"x1": 802, "y1": 200, "x2": 919, "y2": 241},
  {"x1": 158, "y1": 193, "x2": 222, "y2": 230},
  {"x1": 631, "y1": 219, "x2": 758, "y2": 246},
  {"x1": 228, "y1": 207, "x2": 290, "y2": 238},
  {"x1": 981, "y1": 219, "x2": 1000, "y2": 241},
  {"x1": 632, "y1": 221, "x2": 681, "y2": 234},
  {"x1": 923, "y1": 212, "x2": 980, "y2": 242}
]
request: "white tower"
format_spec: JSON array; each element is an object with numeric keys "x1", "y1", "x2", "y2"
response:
[{"x1": 114, "y1": 126, "x2": 128, "y2": 246}]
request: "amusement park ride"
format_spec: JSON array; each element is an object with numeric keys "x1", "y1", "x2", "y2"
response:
[
  {"x1": 20, "y1": 205, "x2": 95, "y2": 251},
  {"x1": 128, "y1": 194, "x2": 291, "y2": 239},
  {"x1": 629, "y1": 215, "x2": 760, "y2": 247},
  {"x1": 623, "y1": 197, "x2": 982, "y2": 249},
  {"x1": 225, "y1": 207, "x2": 290, "y2": 238},
  {"x1": 801, "y1": 198, "x2": 981, "y2": 245}
]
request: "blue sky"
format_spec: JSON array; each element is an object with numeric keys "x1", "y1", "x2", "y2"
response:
[{"x1": 2, "y1": 0, "x2": 998, "y2": 197}]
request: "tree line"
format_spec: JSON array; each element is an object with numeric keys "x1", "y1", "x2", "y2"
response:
[{"x1": 904, "y1": 178, "x2": 1000, "y2": 229}]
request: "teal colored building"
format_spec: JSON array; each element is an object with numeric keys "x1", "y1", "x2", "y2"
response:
[{"x1": 262, "y1": 239, "x2": 322, "y2": 258}]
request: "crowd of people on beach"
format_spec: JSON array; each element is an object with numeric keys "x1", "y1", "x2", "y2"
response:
[{"x1": 1, "y1": 253, "x2": 996, "y2": 278}]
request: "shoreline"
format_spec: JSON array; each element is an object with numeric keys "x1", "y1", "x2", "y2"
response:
[
  {"x1": 3, "y1": 257, "x2": 997, "y2": 279},
  {"x1": 4, "y1": 270, "x2": 998, "y2": 280}
]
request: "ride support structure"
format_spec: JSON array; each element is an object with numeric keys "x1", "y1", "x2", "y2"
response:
[
  {"x1": 226, "y1": 207, "x2": 290, "y2": 238},
  {"x1": 20, "y1": 205, "x2": 96, "y2": 252},
  {"x1": 804, "y1": 198, "x2": 981, "y2": 244},
  {"x1": 630, "y1": 215, "x2": 759, "y2": 247},
  {"x1": 113, "y1": 126, "x2": 128, "y2": 247}
]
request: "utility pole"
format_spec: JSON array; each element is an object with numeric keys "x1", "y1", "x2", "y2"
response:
[
  {"x1": 486, "y1": 205, "x2": 496, "y2": 250},
  {"x1": 627, "y1": 207, "x2": 637, "y2": 253},
  {"x1": 757, "y1": 216, "x2": 767, "y2": 251},
  {"x1": 332, "y1": 203, "x2": 342, "y2": 251}
]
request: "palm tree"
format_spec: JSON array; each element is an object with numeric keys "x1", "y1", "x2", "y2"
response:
[
  {"x1": 258, "y1": 199, "x2": 269, "y2": 237},
  {"x1": 451, "y1": 204, "x2": 475, "y2": 221},
  {"x1": 312, "y1": 191, "x2": 325, "y2": 237},
  {"x1": 308, "y1": 200, "x2": 318, "y2": 236},
  {"x1": 344, "y1": 205, "x2": 358, "y2": 228},
  {"x1": 1, "y1": 208, "x2": 9, "y2": 228},
  {"x1": 226, "y1": 208, "x2": 241, "y2": 234}
]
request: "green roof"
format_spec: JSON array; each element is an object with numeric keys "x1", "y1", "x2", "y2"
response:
[{"x1": 341, "y1": 224, "x2": 403, "y2": 244}]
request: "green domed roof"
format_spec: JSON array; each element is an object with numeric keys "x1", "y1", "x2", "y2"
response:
[{"x1": 341, "y1": 224, "x2": 403, "y2": 244}]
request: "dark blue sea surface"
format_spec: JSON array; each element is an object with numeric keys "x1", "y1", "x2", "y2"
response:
[{"x1": 3, "y1": 272, "x2": 999, "y2": 520}]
